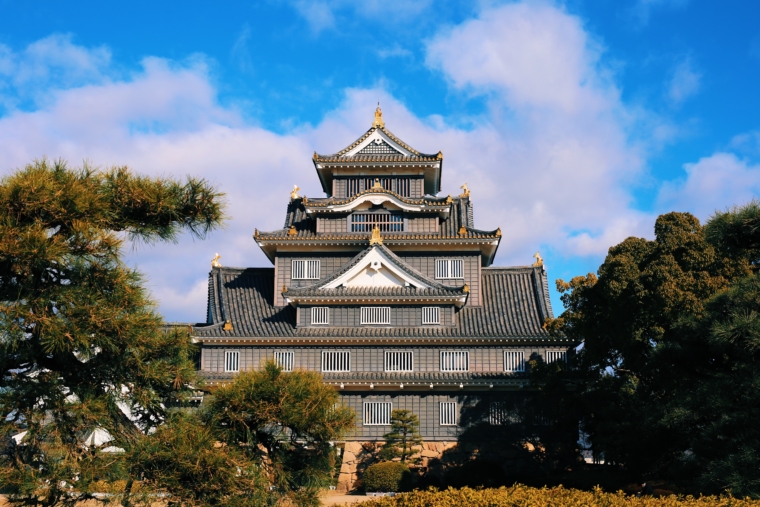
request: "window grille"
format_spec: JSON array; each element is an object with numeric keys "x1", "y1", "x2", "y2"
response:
[
  {"x1": 351, "y1": 213, "x2": 403, "y2": 232},
  {"x1": 435, "y1": 259, "x2": 464, "y2": 279},
  {"x1": 346, "y1": 177, "x2": 410, "y2": 197},
  {"x1": 440, "y1": 402, "x2": 457, "y2": 426},
  {"x1": 274, "y1": 351, "x2": 294, "y2": 372},
  {"x1": 489, "y1": 402, "x2": 520, "y2": 425},
  {"x1": 311, "y1": 307, "x2": 329, "y2": 325},
  {"x1": 361, "y1": 307, "x2": 391, "y2": 325},
  {"x1": 384, "y1": 351, "x2": 413, "y2": 372},
  {"x1": 546, "y1": 351, "x2": 567, "y2": 364},
  {"x1": 504, "y1": 351, "x2": 525, "y2": 372},
  {"x1": 357, "y1": 140, "x2": 401, "y2": 155},
  {"x1": 291, "y1": 260, "x2": 320, "y2": 280},
  {"x1": 422, "y1": 307, "x2": 441, "y2": 325},
  {"x1": 440, "y1": 351, "x2": 469, "y2": 371},
  {"x1": 363, "y1": 402, "x2": 392, "y2": 425},
  {"x1": 321, "y1": 351, "x2": 350, "y2": 372},
  {"x1": 224, "y1": 351, "x2": 239, "y2": 372}
]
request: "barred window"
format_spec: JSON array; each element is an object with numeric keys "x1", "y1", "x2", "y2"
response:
[
  {"x1": 384, "y1": 351, "x2": 413, "y2": 372},
  {"x1": 489, "y1": 402, "x2": 520, "y2": 425},
  {"x1": 224, "y1": 351, "x2": 239, "y2": 372},
  {"x1": 321, "y1": 351, "x2": 350, "y2": 372},
  {"x1": 292, "y1": 260, "x2": 320, "y2": 280},
  {"x1": 346, "y1": 177, "x2": 410, "y2": 197},
  {"x1": 422, "y1": 307, "x2": 441, "y2": 325},
  {"x1": 274, "y1": 351, "x2": 294, "y2": 372},
  {"x1": 311, "y1": 307, "x2": 329, "y2": 325},
  {"x1": 504, "y1": 351, "x2": 525, "y2": 372},
  {"x1": 440, "y1": 402, "x2": 457, "y2": 426},
  {"x1": 435, "y1": 259, "x2": 464, "y2": 279},
  {"x1": 546, "y1": 351, "x2": 567, "y2": 364},
  {"x1": 351, "y1": 213, "x2": 403, "y2": 232},
  {"x1": 440, "y1": 351, "x2": 469, "y2": 371},
  {"x1": 361, "y1": 307, "x2": 391, "y2": 325},
  {"x1": 363, "y1": 402, "x2": 392, "y2": 425}
]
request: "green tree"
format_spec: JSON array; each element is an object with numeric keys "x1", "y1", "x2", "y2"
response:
[
  {"x1": 0, "y1": 159, "x2": 225, "y2": 506},
  {"x1": 203, "y1": 361, "x2": 355, "y2": 507},
  {"x1": 547, "y1": 211, "x2": 751, "y2": 478},
  {"x1": 379, "y1": 409, "x2": 422, "y2": 463}
]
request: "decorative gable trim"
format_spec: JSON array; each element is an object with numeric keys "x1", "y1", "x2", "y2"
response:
[
  {"x1": 322, "y1": 246, "x2": 431, "y2": 289},
  {"x1": 345, "y1": 129, "x2": 413, "y2": 157}
]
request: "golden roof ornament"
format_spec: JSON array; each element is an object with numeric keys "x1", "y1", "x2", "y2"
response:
[
  {"x1": 436, "y1": 151, "x2": 443, "y2": 160},
  {"x1": 290, "y1": 185, "x2": 300, "y2": 200},
  {"x1": 496, "y1": 227, "x2": 502, "y2": 237},
  {"x1": 372, "y1": 104, "x2": 385, "y2": 128},
  {"x1": 211, "y1": 253, "x2": 222, "y2": 268},
  {"x1": 288, "y1": 225, "x2": 297, "y2": 236},
  {"x1": 460, "y1": 183, "x2": 470, "y2": 198},
  {"x1": 533, "y1": 251, "x2": 544, "y2": 267},
  {"x1": 372, "y1": 178, "x2": 382, "y2": 189},
  {"x1": 446, "y1": 195, "x2": 453, "y2": 204},
  {"x1": 458, "y1": 226, "x2": 467, "y2": 236},
  {"x1": 369, "y1": 226, "x2": 383, "y2": 245},
  {"x1": 223, "y1": 320, "x2": 233, "y2": 331},
  {"x1": 463, "y1": 284, "x2": 470, "y2": 293}
]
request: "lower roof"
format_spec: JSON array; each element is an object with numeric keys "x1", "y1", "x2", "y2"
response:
[{"x1": 195, "y1": 264, "x2": 559, "y2": 341}]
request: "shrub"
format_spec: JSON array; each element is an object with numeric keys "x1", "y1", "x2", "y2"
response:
[
  {"x1": 445, "y1": 459, "x2": 507, "y2": 488},
  {"x1": 353, "y1": 485, "x2": 760, "y2": 507},
  {"x1": 362, "y1": 462, "x2": 412, "y2": 492}
]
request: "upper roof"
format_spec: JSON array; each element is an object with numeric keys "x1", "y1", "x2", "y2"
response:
[
  {"x1": 196, "y1": 265, "x2": 557, "y2": 341},
  {"x1": 312, "y1": 107, "x2": 443, "y2": 196}
]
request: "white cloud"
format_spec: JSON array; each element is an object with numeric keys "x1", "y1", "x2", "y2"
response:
[
  {"x1": 0, "y1": 4, "x2": 668, "y2": 320},
  {"x1": 291, "y1": 1, "x2": 336, "y2": 33},
  {"x1": 631, "y1": 0, "x2": 690, "y2": 25},
  {"x1": 377, "y1": 45, "x2": 413, "y2": 59},
  {"x1": 658, "y1": 152, "x2": 760, "y2": 221},
  {"x1": 289, "y1": 0, "x2": 432, "y2": 33},
  {"x1": 667, "y1": 58, "x2": 701, "y2": 105}
]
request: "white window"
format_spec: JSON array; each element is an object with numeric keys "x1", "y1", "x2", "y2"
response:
[
  {"x1": 363, "y1": 402, "x2": 392, "y2": 425},
  {"x1": 546, "y1": 350, "x2": 567, "y2": 364},
  {"x1": 321, "y1": 351, "x2": 351, "y2": 372},
  {"x1": 440, "y1": 351, "x2": 469, "y2": 371},
  {"x1": 422, "y1": 307, "x2": 441, "y2": 325},
  {"x1": 435, "y1": 259, "x2": 464, "y2": 279},
  {"x1": 504, "y1": 351, "x2": 525, "y2": 372},
  {"x1": 311, "y1": 307, "x2": 329, "y2": 325},
  {"x1": 384, "y1": 351, "x2": 413, "y2": 372},
  {"x1": 291, "y1": 260, "x2": 320, "y2": 280},
  {"x1": 361, "y1": 307, "x2": 391, "y2": 325},
  {"x1": 440, "y1": 402, "x2": 457, "y2": 426},
  {"x1": 224, "y1": 351, "x2": 240, "y2": 372},
  {"x1": 274, "y1": 351, "x2": 294, "y2": 372}
]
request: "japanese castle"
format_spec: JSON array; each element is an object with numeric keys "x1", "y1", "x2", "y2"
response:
[{"x1": 194, "y1": 107, "x2": 571, "y2": 441}]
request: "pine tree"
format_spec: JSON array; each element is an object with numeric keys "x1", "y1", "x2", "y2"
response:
[
  {"x1": 379, "y1": 409, "x2": 423, "y2": 463},
  {"x1": 0, "y1": 159, "x2": 225, "y2": 506}
]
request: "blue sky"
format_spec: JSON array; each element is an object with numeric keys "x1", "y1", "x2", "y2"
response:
[{"x1": 1, "y1": 0, "x2": 759, "y2": 321}]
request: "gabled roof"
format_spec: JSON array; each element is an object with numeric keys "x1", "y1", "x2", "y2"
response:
[
  {"x1": 283, "y1": 244, "x2": 469, "y2": 306},
  {"x1": 196, "y1": 265, "x2": 557, "y2": 341},
  {"x1": 312, "y1": 108, "x2": 443, "y2": 195}
]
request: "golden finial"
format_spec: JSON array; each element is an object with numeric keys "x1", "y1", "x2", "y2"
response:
[
  {"x1": 436, "y1": 151, "x2": 443, "y2": 160},
  {"x1": 290, "y1": 185, "x2": 300, "y2": 200},
  {"x1": 369, "y1": 226, "x2": 383, "y2": 245},
  {"x1": 463, "y1": 284, "x2": 470, "y2": 293},
  {"x1": 223, "y1": 320, "x2": 233, "y2": 331},
  {"x1": 372, "y1": 103, "x2": 385, "y2": 128},
  {"x1": 446, "y1": 195, "x2": 453, "y2": 204},
  {"x1": 496, "y1": 227, "x2": 502, "y2": 237},
  {"x1": 302, "y1": 196, "x2": 308, "y2": 204},
  {"x1": 460, "y1": 183, "x2": 470, "y2": 198},
  {"x1": 288, "y1": 226, "x2": 297, "y2": 236},
  {"x1": 282, "y1": 285, "x2": 287, "y2": 293},
  {"x1": 372, "y1": 178, "x2": 382, "y2": 190},
  {"x1": 211, "y1": 253, "x2": 222, "y2": 268},
  {"x1": 254, "y1": 228, "x2": 259, "y2": 238},
  {"x1": 533, "y1": 251, "x2": 544, "y2": 267},
  {"x1": 312, "y1": 151, "x2": 317, "y2": 160},
  {"x1": 458, "y1": 226, "x2": 467, "y2": 236}
]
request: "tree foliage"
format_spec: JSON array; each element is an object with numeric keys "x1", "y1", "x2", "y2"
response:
[
  {"x1": 547, "y1": 206, "x2": 760, "y2": 496},
  {"x1": 379, "y1": 409, "x2": 422, "y2": 463},
  {"x1": 0, "y1": 159, "x2": 226, "y2": 506},
  {"x1": 202, "y1": 361, "x2": 355, "y2": 507}
]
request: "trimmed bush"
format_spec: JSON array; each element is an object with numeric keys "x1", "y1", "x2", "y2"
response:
[
  {"x1": 362, "y1": 462, "x2": 412, "y2": 492},
  {"x1": 353, "y1": 485, "x2": 760, "y2": 506}
]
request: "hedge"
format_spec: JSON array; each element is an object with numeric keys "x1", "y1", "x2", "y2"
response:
[
  {"x1": 346, "y1": 485, "x2": 760, "y2": 506},
  {"x1": 363, "y1": 462, "x2": 412, "y2": 492}
]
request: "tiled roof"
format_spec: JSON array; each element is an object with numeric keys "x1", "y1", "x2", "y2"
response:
[
  {"x1": 301, "y1": 187, "x2": 451, "y2": 208},
  {"x1": 196, "y1": 265, "x2": 555, "y2": 340},
  {"x1": 313, "y1": 126, "x2": 440, "y2": 162},
  {"x1": 198, "y1": 370, "x2": 527, "y2": 383}
]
